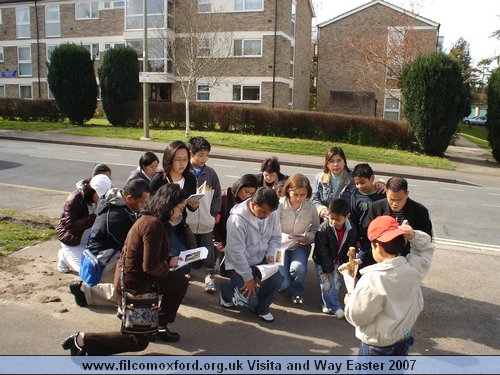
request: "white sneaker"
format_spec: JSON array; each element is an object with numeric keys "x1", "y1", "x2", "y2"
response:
[
  {"x1": 219, "y1": 295, "x2": 234, "y2": 308},
  {"x1": 204, "y1": 273, "x2": 216, "y2": 293},
  {"x1": 322, "y1": 307, "x2": 332, "y2": 314},
  {"x1": 334, "y1": 308, "x2": 345, "y2": 319},
  {"x1": 257, "y1": 312, "x2": 274, "y2": 322}
]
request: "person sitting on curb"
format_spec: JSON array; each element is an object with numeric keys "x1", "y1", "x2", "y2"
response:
[
  {"x1": 219, "y1": 187, "x2": 283, "y2": 322},
  {"x1": 69, "y1": 179, "x2": 151, "y2": 307}
]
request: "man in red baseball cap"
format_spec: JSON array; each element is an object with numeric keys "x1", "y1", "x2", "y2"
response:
[{"x1": 344, "y1": 215, "x2": 435, "y2": 356}]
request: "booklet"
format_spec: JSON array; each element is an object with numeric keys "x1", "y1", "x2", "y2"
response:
[
  {"x1": 256, "y1": 263, "x2": 279, "y2": 282},
  {"x1": 187, "y1": 181, "x2": 207, "y2": 202},
  {"x1": 171, "y1": 246, "x2": 208, "y2": 270},
  {"x1": 278, "y1": 223, "x2": 313, "y2": 252}
]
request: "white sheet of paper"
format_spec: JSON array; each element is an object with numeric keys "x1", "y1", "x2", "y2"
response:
[
  {"x1": 339, "y1": 265, "x2": 359, "y2": 294},
  {"x1": 256, "y1": 264, "x2": 279, "y2": 282},
  {"x1": 187, "y1": 181, "x2": 207, "y2": 202},
  {"x1": 173, "y1": 246, "x2": 208, "y2": 270}
]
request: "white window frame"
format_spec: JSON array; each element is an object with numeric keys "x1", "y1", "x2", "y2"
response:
[
  {"x1": 289, "y1": 45, "x2": 295, "y2": 78},
  {"x1": 234, "y1": 0, "x2": 263, "y2": 11},
  {"x1": 82, "y1": 43, "x2": 100, "y2": 60},
  {"x1": 46, "y1": 44, "x2": 57, "y2": 62},
  {"x1": 0, "y1": 85, "x2": 5, "y2": 98},
  {"x1": 16, "y1": 7, "x2": 30, "y2": 39},
  {"x1": 232, "y1": 84, "x2": 261, "y2": 102},
  {"x1": 0, "y1": 9, "x2": 3, "y2": 25},
  {"x1": 291, "y1": 1, "x2": 296, "y2": 37},
  {"x1": 383, "y1": 90, "x2": 401, "y2": 121},
  {"x1": 198, "y1": 0, "x2": 211, "y2": 13},
  {"x1": 0, "y1": 47, "x2": 4, "y2": 62},
  {"x1": 233, "y1": 39, "x2": 262, "y2": 57},
  {"x1": 104, "y1": 1, "x2": 125, "y2": 9},
  {"x1": 125, "y1": 0, "x2": 166, "y2": 30},
  {"x1": 47, "y1": 83, "x2": 55, "y2": 99},
  {"x1": 104, "y1": 42, "x2": 125, "y2": 51},
  {"x1": 197, "y1": 39, "x2": 210, "y2": 57},
  {"x1": 20, "y1": 85, "x2": 33, "y2": 99},
  {"x1": 45, "y1": 5, "x2": 60, "y2": 37},
  {"x1": 127, "y1": 39, "x2": 168, "y2": 73},
  {"x1": 75, "y1": 2, "x2": 99, "y2": 20},
  {"x1": 196, "y1": 84, "x2": 210, "y2": 101},
  {"x1": 18, "y1": 46, "x2": 32, "y2": 77}
]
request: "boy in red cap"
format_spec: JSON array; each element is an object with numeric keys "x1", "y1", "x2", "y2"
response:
[{"x1": 344, "y1": 215, "x2": 434, "y2": 356}]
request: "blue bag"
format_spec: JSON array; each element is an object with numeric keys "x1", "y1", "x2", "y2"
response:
[{"x1": 79, "y1": 248, "x2": 118, "y2": 287}]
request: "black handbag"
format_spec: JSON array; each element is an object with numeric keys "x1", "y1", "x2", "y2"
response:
[{"x1": 119, "y1": 243, "x2": 159, "y2": 335}]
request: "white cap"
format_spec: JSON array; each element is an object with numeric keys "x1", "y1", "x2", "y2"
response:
[{"x1": 90, "y1": 174, "x2": 112, "y2": 198}]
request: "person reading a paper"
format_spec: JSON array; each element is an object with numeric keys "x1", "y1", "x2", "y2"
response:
[{"x1": 219, "y1": 187, "x2": 283, "y2": 322}]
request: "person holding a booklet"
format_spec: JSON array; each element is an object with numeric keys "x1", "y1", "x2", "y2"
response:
[
  {"x1": 276, "y1": 173, "x2": 320, "y2": 305},
  {"x1": 220, "y1": 187, "x2": 283, "y2": 323}
]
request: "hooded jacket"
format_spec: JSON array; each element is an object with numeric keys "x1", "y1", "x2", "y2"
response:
[
  {"x1": 56, "y1": 188, "x2": 96, "y2": 246},
  {"x1": 87, "y1": 188, "x2": 138, "y2": 254},
  {"x1": 224, "y1": 200, "x2": 281, "y2": 282},
  {"x1": 345, "y1": 231, "x2": 434, "y2": 346},
  {"x1": 311, "y1": 170, "x2": 355, "y2": 215}
]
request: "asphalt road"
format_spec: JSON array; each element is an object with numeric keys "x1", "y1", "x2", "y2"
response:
[{"x1": 1, "y1": 139, "x2": 499, "y2": 248}]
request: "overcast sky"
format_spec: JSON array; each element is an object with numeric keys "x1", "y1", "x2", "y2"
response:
[{"x1": 313, "y1": 0, "x2": 500, "y2": 67}]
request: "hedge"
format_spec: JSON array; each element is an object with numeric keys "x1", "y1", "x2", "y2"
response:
[{"x1": 0, "y1": 98, "x2": 65, "y2": 122}]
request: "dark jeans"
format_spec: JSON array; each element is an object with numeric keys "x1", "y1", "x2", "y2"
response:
[
  {"x1": 158, "y1": 269, "x2": 189, "y2": 326},
  {"x1": 84, "y1": 332, "x2": 149, "y2": 355},
  {"x1": 359, "y1": 336, "x2": 414, "y2": 356},
  {"x1": 220, "y1": 266, "x2": 283, "y2": 315}
]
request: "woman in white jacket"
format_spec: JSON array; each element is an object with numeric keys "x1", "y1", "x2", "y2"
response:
[{"x1": 277, "y1": 173, "x2": 320, "y2": 305}]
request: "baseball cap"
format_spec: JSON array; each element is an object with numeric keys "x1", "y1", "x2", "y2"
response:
[
  {"x1": 90, "y1": 174, "x2": 112, "y2": 198},
  {"x1": 368, "y1": 216, "x2": 406, "y2": 242}
]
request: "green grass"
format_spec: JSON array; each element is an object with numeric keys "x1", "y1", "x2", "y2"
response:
[
  {"x1": 0, "y1": 119, "x2": 454, "y2": 170},
  {"x1": 458, "y1": 123, "x2": 491, "y2": 152},
  {"x1": 0, "y1": 209, "x2": 56, "y2": 256},
  {"x1": 62, "y1": 125, "x2": 453, "y2": 170}
]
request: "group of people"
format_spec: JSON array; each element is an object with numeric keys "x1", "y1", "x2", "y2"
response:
[{"x1": 58, "y1": 141, "x2": 435, "y2": 357}]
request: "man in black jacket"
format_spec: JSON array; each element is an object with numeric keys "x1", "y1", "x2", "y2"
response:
[
  {"x1": 70, "y1": 179, "x2": 150, "y2": 307},
  {"x1": 363, "y1": 176, "x2": 432, "y2": 260}
]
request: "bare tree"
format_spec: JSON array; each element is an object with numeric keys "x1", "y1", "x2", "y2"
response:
[{"x1": 154, "y1": 1, "x2": 232, "y2": 137}]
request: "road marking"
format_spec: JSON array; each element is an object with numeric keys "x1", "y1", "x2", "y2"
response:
[
  {"x1": 482, "y1": 204, "x2": 500, "y2": 208},
  {"x1": 0, "y1": 182, "x2": 69, "y2": 194},
  {"x1": 434, "y1": 237, "x2": 500, "y2": 252},
  {"x1": 102, "y1": 153, "x2": 121, "y2": 156},
  {"x1": 440, "y1": 187, "x2": 464, "y2": 192},
  {"x1": 212, "y1": 164, "x2": 235, "y2": 168},
  {"x1": 27, "y1": 154, "x2": 135, "y2": 167},
  {"x1": 486, "y1": 193, "x2": 500, "y2": 196},
  {"x1": 225, "y1": 175, "x2": 242, "y2": 179}
]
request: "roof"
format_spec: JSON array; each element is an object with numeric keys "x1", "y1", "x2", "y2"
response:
[{"x1": 318, "y1": 0, "x2": 439, "y2": 28}]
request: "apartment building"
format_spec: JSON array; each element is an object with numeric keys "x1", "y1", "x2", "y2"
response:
[
  {"x1": 0, "y1": 0, "x2": 314, "y2": 110},
  {"x1": 316, "y1": 0, "x2": 440, "y2": 120}
]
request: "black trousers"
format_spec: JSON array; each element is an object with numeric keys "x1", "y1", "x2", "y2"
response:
[
  {"x1": 84, "y1": 332, "x2": 150, "y2": 355},
  {"x1": 158, "y1": 269, "x2": 189, "y2": 326}
]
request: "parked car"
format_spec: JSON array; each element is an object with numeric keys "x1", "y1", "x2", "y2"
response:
[{"x1": 463, "y1": 116, "x2": 487, "y2": 126}]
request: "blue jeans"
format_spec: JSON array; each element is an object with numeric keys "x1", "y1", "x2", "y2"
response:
[
  {"x1": 279, "y1": 245, "x2": 311, "y2": 297},
  {"x1": 359, "y1": 336, "x2": 414, "y2": 356},
  {"x1": 220, "y1": 266, "x2": 283, "y2": 315},
  {"x1": 315, "y1": 263, "x2": 342, "y2": 312}
]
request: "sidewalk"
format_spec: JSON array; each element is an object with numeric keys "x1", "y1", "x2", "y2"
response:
[{"x1": 1, "y1": 128, "x2": 499, "y2": 187}]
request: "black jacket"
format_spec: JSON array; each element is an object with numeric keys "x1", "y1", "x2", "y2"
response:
[
  {"x1": 87, "y1": 188, "x2": 137, "y2": 254},
  {"x1": 312, "y1": 219, "x2": 358, "y2": 273}
]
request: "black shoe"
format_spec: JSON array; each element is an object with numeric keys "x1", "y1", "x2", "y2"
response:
[
  {"x1": 61, "y1": 333, "x2": 86, "y2": 356},
  {"x1": 156, "y1": 327, "x2": 180, "y2": 342},
  {"x1": 69, "y1": 281, "x2": 88, "y2": 307}
]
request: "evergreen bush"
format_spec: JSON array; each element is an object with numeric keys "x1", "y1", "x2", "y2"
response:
[
  {"x1": 399, "y1": 52, "x2": 468, "y2": 156},
  {"x1": 487, "y1": 67, "x2": 500, "y2": 162},
  {"x1": 47, "y1": 43, "x2": 97, "y2": 125},
  {"x1": 98, "y1": 47, "x2": 140, "y2": 125}
]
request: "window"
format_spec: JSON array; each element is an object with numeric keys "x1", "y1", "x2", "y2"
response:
[
  {"x1": 197, "y1": 84, "x2": 210, "y2": 101},
  {"x1": 125, "y1": 0, "x2": 165, "y2": 30},
  {"x1": 16, "y1": 7, "x2": 30, "y2": 39},
  {"x1": 75, "y1": 3, "x2": 99, "y2": 20},
  {"x1": 289, "y1": 45, "x2": 295, "y2": 78},
  {"x1": 0, "y1": 9, "x2": 3, "y2": 25},
  {"x1": 104, "y1": 42, "x2": 125, "y2": 51},
  {"x1": 104, "y1": 1, "x2": 125, "y2": 9},
  {"x1": 198, "y1": 0, "x2": 211, "y2": 13},
  {"x1": 232, "y1": 85, "x2": 260, "y2": 102},
  {"x1": 47, "y1": 84, "x2": 55, "y2": 99},
  {"x1": 234, "y1": 0, "x2": 263, "y2": 11},
  {"x1": 20, "y1": 85, "x2": 32, "y2": 99},
  {"x1": 45, "y1": 5, "x2": 60, "y2": 37},
  {"x1": 82, "y1": 43, "x2": 100, "y2": 60},
  {"x1": 233, "y1": 39, "x2": 262, "y2": 57},
  {"x1": 167, "y1": 0, "x2": 174, "y2": 29},
  {"x1": 127, "y1": 38, "x2": 168, "y2": 72},
  {"x1": 197, "y1": 39, "x2": 210, "y2": 57},
  {"x1": 0, "y1": 86, "x2": 5, "y2": 98},
  {"x1": 46, "y1": 45, "x2": 57, "y2": 62},
  {"x1": 291, "y1": 1, "x2": 296, "y2": 37},
  {"x1": 384, "y1": 96, "x2": 400, "y2": 121},
  {"x1": 0, "y1": 47, "x2": 4, "y2": 62},
  {"x1": 18, "y1": 46, "x2": 32, "y2": 76},
  {"x1": 386, "y1": 27, "x2": 404, "y2": 78}
]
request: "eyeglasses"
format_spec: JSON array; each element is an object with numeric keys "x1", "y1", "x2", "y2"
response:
[{"x1": 173, "y1": 158, "x2": 188, "y2": 163}]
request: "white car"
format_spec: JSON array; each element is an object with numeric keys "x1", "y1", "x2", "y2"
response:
[{"x1": 463, "y1": 116, "x2": 487, "y2": 126}]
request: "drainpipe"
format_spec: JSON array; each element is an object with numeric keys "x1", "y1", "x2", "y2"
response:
[
  {"x1": 271, "y1": 0, "x2": 278, "y2": 109},
  {"x1": 34, "y1": 0, "x2": 41, "y2": 98}
]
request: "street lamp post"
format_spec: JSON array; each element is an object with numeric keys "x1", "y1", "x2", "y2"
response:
[{"x1": 141, "y1": 0, "x2": 151, "y2": 141}]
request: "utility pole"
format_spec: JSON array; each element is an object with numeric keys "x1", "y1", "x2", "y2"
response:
[{"x1": 141, "y1": 0, "x2": 151, "y2": 141}]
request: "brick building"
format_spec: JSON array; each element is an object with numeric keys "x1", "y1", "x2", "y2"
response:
[
  {"x1": 0, "y1": 0, "x2": 313, "y2": 110},
  {"x1": 316, "y1": 0, "x2": 440, "y2": 120}
]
